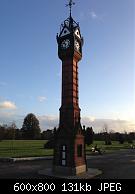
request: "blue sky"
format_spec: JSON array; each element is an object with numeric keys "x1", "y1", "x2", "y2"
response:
[{"x1": 0, "y1": 0, "x2": 134, "y2": 132}]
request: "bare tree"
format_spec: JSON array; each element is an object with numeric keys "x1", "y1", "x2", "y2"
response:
[{"x1": 102, "y1": 124, "x2": 112, "y2": 145}]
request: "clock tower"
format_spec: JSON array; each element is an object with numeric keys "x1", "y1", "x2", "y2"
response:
[{"x1": 53, "y1": 0, "x2": 87, "y2": 175}]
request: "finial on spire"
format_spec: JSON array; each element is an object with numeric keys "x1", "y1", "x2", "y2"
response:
[{"x1": 66, "y1": 0, "x2": 75, "y2": 17}]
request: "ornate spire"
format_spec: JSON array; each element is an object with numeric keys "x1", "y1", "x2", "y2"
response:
[{"x1": 66, "y1": 0, "x2": 75, "y2": 17}]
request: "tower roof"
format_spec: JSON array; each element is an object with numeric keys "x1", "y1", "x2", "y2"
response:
[
  {"x1": 60, "y1": 16, "x2": 79, "y2": 33},
  {"x1": 57, "y1": 0, "x2": 82, "y2": 41},
  {"x1": 59, "y1": 0, "x2": 79, "y2": 33}
]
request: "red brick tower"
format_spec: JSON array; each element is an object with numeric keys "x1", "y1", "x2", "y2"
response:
[{"x1": 53, "y1": 0, "x2": 87, "y2": 175}]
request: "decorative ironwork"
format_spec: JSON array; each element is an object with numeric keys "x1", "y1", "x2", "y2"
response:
[{"x1": 66, "y1": 0, "x2": 75, "y2": 17}]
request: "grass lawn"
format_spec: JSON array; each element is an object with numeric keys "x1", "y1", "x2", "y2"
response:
[
  {"x1": 0, "y1": 140, "x2": 53, "y2": 158},
  {"x1": 0, "y1": 140, "x2": 134, "y2": 158}
]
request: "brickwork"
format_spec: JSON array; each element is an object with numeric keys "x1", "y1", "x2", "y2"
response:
[{"x1": 53, "y1": 15, "x2": 87, "y2": 175}]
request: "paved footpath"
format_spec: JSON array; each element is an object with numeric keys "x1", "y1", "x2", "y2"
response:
[{"x1": 0, "y1": 149, "x2": 135, "y2": 179}]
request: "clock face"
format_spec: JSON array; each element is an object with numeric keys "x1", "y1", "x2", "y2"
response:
[
  {"x1": 61, "y1": 39, "x2": 70, "y2": 49},
  {"x1": 75, "y1": 40, "x2": 80, "y2": 51}
]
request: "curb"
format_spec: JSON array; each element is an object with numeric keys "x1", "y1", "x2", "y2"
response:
[{"x1": 0, "y1": 156, "x2": 53, "y2": 162}]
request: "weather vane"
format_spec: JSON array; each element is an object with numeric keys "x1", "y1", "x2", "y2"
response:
[{"x1": 66, "y1": 0, "x2": 75, "y2": 17}]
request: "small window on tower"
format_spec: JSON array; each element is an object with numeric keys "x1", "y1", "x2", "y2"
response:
[
  {"x1": 61, "y1": 145, "x2": 66, "y2": 166},
  {"x1": 62, "y1": 145, "x2": 66, "y2": 151},
  {"x1": 77, "y1": 144, "x2": 82, "y2": 157},
  {"x1": 62, "y1": 152, "x2": 66, "y2": 159},
  {"x1": 62, "y1": 160, "x2": 66, "y2": 166}
]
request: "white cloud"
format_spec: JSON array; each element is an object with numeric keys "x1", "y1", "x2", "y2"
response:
[
  {"x1": 0, "y1": 111, "x2": 16, "y2": 118},
  {"x1": 90, "y1": 11, "x2": 98, "y2": 19},
  {"x1": 85, "y1": 116, "x2": 95, "y2": 122},
  {"x1": 38, "y1": 115, "x2": 135, "y2": 132},
  {"x1": 38, "y1": 96, "x2": 47, "y2": 102},
  {"x1": 0, "y1": 110, "x2": 134, "y2": 132},
  {"x1": 0, "y1": 101, "x2": 17, "y2": 110},
  {"x1": 81, "y1": 118, "x2": 135, "y2": 133},
  {"x1": 0, "y1": 111, "x2": 23, "y2": 128},
  {"x1": 38, "y1": 115, "x2": 58, "y2": 130},
  {"x1": 79, "y1": 10, "x2": 104, "y2": 22}
]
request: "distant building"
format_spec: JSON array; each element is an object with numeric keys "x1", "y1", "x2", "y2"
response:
[{"x1": 42, "y1": 129, "x2": 53, "y2": 140}]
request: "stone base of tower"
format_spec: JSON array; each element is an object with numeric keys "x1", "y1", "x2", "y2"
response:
[
  {"x1": 53, "y1": 131, "x2": 87, "y2": 176},
  {"x1": 53, "y1": 164, "x2": 87, "y2": 176},
  {"x1": 38, "y1": 167, "x2": 102, "y2": 179}
]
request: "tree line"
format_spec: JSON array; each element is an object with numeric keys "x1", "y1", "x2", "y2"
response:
[
  {"x1": 0, "y1": 113, "x2": 53, "y2": 140},
  {"x1": 0, "y1": 113, "x2": 135, "y2": 145},
  {"x1": 84, "y1": 126, "x2": 135, "y2": 145}
]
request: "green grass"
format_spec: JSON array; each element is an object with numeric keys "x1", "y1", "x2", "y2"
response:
[
  {"x1": 86, "y1": 141, "x2": 134, "y2": 154},
  {"x1": 0, "y1": 140, "x2": 53, "y2": 158},
  {"x1": 0, "y1": 140, "x2": 134, "y2": 158}
]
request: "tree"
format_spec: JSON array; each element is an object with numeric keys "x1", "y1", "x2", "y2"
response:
[
  {"x1": 44, "y1": 127, "x2": 57, "y2": 149},
  {"x1": 118, "y1": 133, "x2": 125, "y2": 144},
  {"x1": 4, "y1": 122, "x2": 17, "y2": 140},
  {"x1": 102, "y1": 124, "x2": 112, "y2": 145},
  {"x1": 41, "y1": 129, "x2": 53, "y2": 140},
  {"x1": 15, "y1": 128, "x2": 22, "y2": 139},
  {"x1": 0, "y1": 125, "x2": 5, "y2": 140},
  {"x1": 127, "y1": 133, "x2": 133, "y2": 144},
  {"x1": 21, "y1": 113, "x2": 41, "y2": 139},
  {"x1": 85, "y1": 127, "x2": 94, "y2": 145},
  {"x1": 10, "y1": 122, "x2": 16, "y2": 140}
]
